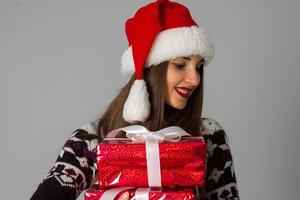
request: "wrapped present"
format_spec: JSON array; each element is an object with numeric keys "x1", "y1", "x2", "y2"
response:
[
  {"x1": 97, "y1": 125, "x2": 207, "y2": 188},
  {"x1": 84, "y1": 186, "x2": 197, "y2": 200}
]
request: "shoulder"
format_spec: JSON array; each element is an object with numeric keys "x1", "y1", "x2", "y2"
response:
[
  {"x1": 66, "y1": 121, "x2": 99, "y2": 152},
  {"x1": 200, "y1": 117, "x2": 230, "y2": 145},
  {"x1": 201, "y1": 117, "x2": 225, "y2": 135},
  {"x1": 76, "y1": 120, "x2": 99, "y2": 135}
]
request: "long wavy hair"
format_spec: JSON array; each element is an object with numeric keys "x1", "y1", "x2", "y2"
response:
[{"x1": 96, "y1": 60, "x2": 205, "y2": 140}]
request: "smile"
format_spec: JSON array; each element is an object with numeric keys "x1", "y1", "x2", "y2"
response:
[{"x1": 175, "y1": 87, "x2": 192, "y2": 99}]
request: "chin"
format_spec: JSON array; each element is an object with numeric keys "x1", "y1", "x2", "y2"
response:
[
  {"x1": 171, "y1": 103, "x2": 186, "y2": 110},
  {"x1": 166, "y1": 99, "x2": 187, "y2": 110}
]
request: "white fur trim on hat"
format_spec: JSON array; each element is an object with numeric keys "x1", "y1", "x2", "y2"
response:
[
  {"x1": 123, "y1": 79, "x2": 150, "y2": 123},
  {"x1": 121, "y1": 26, "x2": 215, "y2": 76}
]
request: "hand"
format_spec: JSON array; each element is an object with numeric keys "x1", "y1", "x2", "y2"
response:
[{"x1": 118, "y1": 192, "x2": 129, "y2": 200}]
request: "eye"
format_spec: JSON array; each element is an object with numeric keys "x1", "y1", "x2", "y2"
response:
[{"x1": 173, "y1": 63, "x2": 185, "y2": 70}]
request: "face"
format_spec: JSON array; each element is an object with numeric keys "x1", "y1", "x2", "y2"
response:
[{"x1": 165, "y1": 55, "x2": 204, "y2": 109}]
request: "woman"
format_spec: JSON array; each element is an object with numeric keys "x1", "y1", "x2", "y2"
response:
[{"x1": 30, "y1": 0, "x2": 239, "y2": 199}]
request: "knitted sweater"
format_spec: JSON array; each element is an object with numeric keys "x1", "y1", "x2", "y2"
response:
[{"x1": 30, "y1": 118, "x2": 239, "y2": 200}]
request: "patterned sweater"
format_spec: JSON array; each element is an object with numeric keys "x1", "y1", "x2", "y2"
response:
[{"x1": 30, "y1": 118, "x2": 239, "y2": 200}]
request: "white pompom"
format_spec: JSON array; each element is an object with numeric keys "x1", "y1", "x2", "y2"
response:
[
  {"x1": 123, "y1": 79, "x2": 150, "y2": 123},
  {"x1": 121, "y1": 46, "x2": 135, "y2": 76}
]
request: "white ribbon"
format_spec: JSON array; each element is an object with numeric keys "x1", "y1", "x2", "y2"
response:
[
  {"x1": 135, "y1": 188, "x2": 151, "y2": 200},
  {"x1": 105, "y1": 125, "x2": 191, "y2": 187},
  {"x1": 145, "y1": 140, "x2": 161, "y2": 186}
]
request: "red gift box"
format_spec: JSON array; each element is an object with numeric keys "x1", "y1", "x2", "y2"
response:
[
  {"x1": 84, "y1": 186, "x2": 197, "y2": 200},
  {"x1": 97, "y1": 137, "x2": 207, "y2": 187}
]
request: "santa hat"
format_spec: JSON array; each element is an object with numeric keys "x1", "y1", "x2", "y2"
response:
[{"x1": 121, "y1": 0, "x2": 215, "y2": 123}]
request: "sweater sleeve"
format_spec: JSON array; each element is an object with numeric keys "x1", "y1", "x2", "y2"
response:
[
  {"x1": 201, "y1": 118, "x2": 239, "y2": 200},
  {"x1": 30, "y1": 123, "x2": 99, "y2": 200}
]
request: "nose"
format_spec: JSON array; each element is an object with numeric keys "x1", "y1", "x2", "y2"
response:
[{"x1": 185, "y1": 67, "x2": 200, "y2": 86}]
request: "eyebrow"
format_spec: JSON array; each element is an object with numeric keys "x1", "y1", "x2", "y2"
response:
[{"x1": 182, "y1": 56, "x2": 205, "y2": 63}]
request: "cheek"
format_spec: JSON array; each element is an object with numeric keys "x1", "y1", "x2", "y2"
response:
[
  {"x1": 166, "y1": 69, "x2": 181, "y2": 88},
  {"x1": 166, "y1": 76, "x2": 178, "y2": 97}
]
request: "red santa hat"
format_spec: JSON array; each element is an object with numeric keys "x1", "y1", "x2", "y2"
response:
[{"x1": 121, "y1": 0, "x2": 215, "y2": 123}]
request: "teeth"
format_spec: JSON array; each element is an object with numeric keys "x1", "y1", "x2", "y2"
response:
[{"x1": 176, "y1": 88, "x2": 190, "y2": 94}]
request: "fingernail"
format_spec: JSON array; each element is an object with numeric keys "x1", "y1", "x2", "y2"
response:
[
  {"x1": 120, "y1": 192, "x2": 129, "y2": 200},
  {"x1": 123, "y1": 192, "x2": 129, "y2": 198}
]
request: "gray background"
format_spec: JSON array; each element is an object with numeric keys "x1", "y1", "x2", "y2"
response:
[{"x1": 1, "y1": 0, "x2": 299, "y2": 199}]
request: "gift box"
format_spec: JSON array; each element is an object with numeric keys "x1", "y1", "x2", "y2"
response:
[
  {"x1": 96, "y1": 126, "x2": 207, "y2": 188},
  {"x1": 84, "y1": 186, "x2": 197, "y2": 200}
]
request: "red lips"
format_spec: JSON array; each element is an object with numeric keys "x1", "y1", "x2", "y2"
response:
[
  {"x1": 175, "y1": 87, "x2": 192, "y2": 99},
  {"x1": 176, "y1": 87, "x2": 192, "y2": 91}
]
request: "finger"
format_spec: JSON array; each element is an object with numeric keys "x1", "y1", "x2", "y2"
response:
[{"x1": 118, "y1": 191, "x2": 129, "y2": 200}]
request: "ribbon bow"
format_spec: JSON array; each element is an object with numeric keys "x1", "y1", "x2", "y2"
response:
[{"x1": 116, "y1": 125, "x2": 191, "y2": 142}]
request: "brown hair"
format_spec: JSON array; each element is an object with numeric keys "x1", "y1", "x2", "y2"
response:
[{"x1": 96, "y1": 60, "x2": 204, "y2": 139}]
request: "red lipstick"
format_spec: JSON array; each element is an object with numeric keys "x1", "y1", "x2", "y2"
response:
[
  {"x1": 175, "y1": 87, "x2": 192, "y2": 99},
  {"x1": 176, "y1": 87, "x2": 192, "y2": 91}
]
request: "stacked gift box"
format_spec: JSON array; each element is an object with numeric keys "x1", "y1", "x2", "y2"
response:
[{"x1": 84, "y1": 125, "x2": 207, "y2": 200}]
